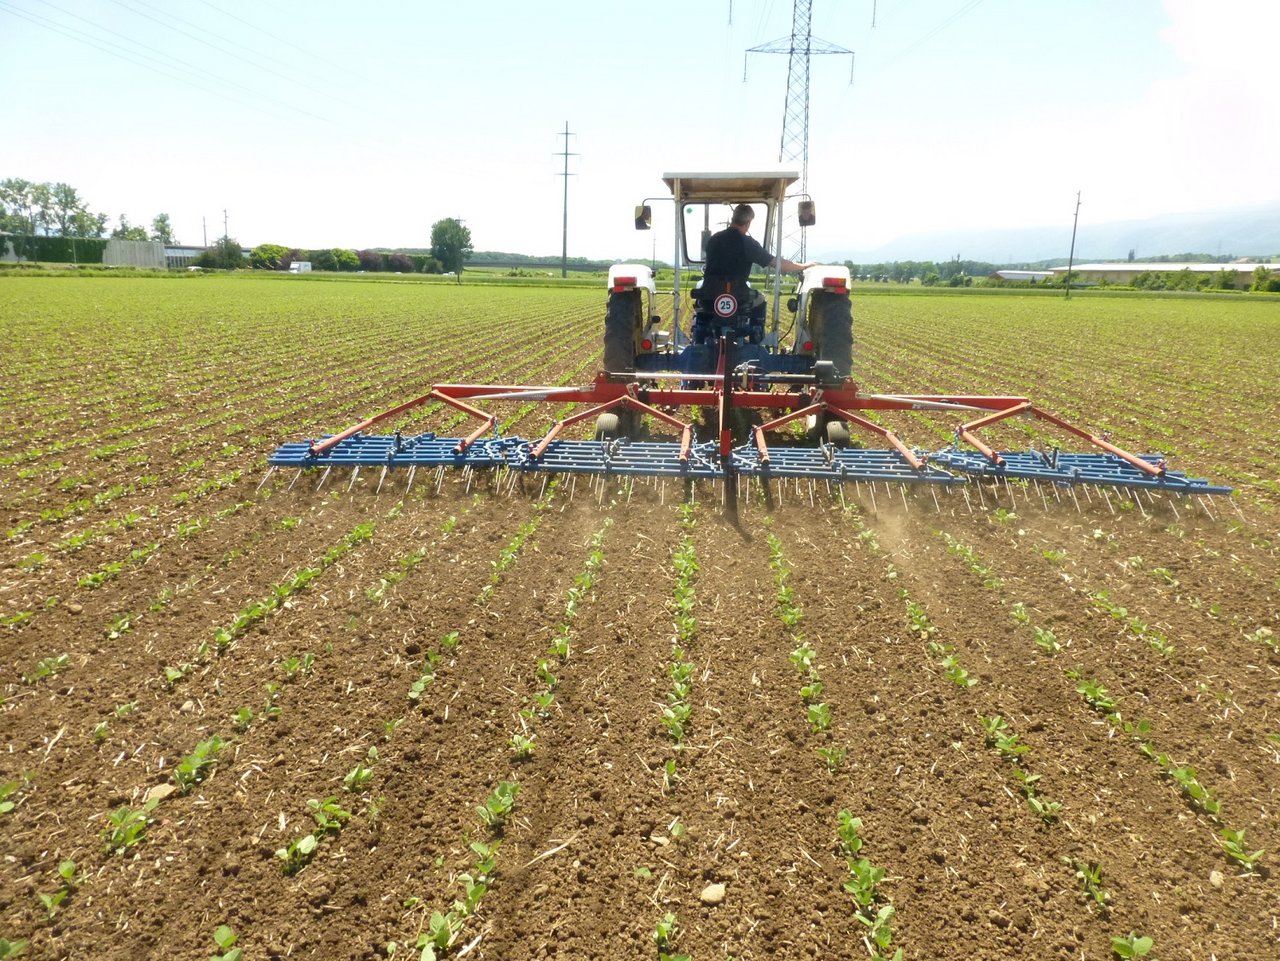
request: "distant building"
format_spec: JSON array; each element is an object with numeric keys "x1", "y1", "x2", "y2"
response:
[{"x1": 990, "y1": 269, "x2": 1054, "y2": 282}]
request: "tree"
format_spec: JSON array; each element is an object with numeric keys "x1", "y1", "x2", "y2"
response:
[
  {"x1": 250, "y1": 243, "x2": 288, "y2": 269},
  {"x1": 194, "y1": 236, "x2": 243, "y2": 269},
  {"x1": 112, "y1": 215, "x2": 149, "y2": 241},
  {"x1": 69, "y1": 210, "x2": 108, "y2": 238},
  {"x1": 0, "y1": 178, "x2": 46, "y2": 234},
  {"x1": 430, "y1": 217, "x2": 472, "y2": 274},
  {"x1": 150, "y1": 213, "x2": 176, "y2": 244},
  {"x1": 47, "y1": 183, "x2": 87, "y2": 236},
  {"x1": 333, "y1": 248, "x2": 359, "y2": 272}
]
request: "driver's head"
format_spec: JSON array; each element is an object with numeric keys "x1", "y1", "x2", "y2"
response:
[{"x1": 731, "y1": 204, "x2": 755, "y2": 228}]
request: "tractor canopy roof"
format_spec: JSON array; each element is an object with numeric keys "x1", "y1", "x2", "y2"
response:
[{"x1": 661, "y1": 171, "x2": 799, "y2": 205}]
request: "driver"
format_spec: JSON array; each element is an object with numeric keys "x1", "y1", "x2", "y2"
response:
[{"x1": 703, "y1": 203, "x2": 815, "y2": 289}]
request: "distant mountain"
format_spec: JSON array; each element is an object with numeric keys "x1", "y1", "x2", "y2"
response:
[{"x1": 830, "y1": 205, "x2": 1280, "y2": 264}]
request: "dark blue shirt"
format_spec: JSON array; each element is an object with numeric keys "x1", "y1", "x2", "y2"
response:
[{"x1": 704, "y1": 227, "x2": 773, "y2": 284}]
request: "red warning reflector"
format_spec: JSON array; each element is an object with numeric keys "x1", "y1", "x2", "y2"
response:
[
  {"x1": 802, "y1": 340, "x2": 814, "y2": 351},
  {"x1": 822, "y1": 277, "x2": 848, "y2": 292},
  {"x1": 611, "y1": 276, "x2": 637, "y2": 293},
  {"x1": 641, "y1": 338, "x2": 653, "y2": 350}
]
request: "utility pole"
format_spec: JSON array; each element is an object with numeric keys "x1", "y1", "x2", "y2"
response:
[
  {"x1": 1065, "y1": 191, "x2": 1081, "y2": 300},
  {"x1": 223, "y1": 209, "x2": 230, "y2": 270},
  {"x1": 202, "y1": 216, "x2": 207, "y2": 247},
  {"x1": 746, "y1": 1, "x2": 853, "y2": 261},
  {"x1": 556, "y1": 122, "x2": 577, "y2": 279}
]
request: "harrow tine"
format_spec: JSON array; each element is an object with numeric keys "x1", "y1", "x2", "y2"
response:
[
  {"x1": 407, "y1": 465, "x2": 417, "y2": 495},
  {"x1": 1135, "y1": 494, "x2": 1149, "y2": 519},
  {"x1": 539, "y1": 474, "x2": 549, "y2": 499},
  {"x1": 1070, "y1": 486, "x2": 1081, "y2": 513},
  {"x1": 976, "y1": 481, "x2": 987, "y2": 510},
  {"x1": 1230, "y1": 498, "x2": 1244, "y2": 522},
  {"x1": 376, "y1": 465, "x2": 389, "y2": 495},
  {"x1": 464, "y1": 466, "x2": 474, "y2": 494},
  {"x1": 868, "y1": 482, "x2": 878, "y2": 513},
  {"x1": 347, "y1": 466, "x2": 361, "y2": 492},
  {"x1": 316, "y1": 466, "x2": 332, "y2": 491},
  {"x1": 809, "y1": 480, "x2": 816, "y2": 508},
  {"x1": 256, "y1": 466, "x2": 276, "y2": 493},
  {"x1": 569, "y1": 474, "x2": 577, "y2": 501},
  {"x1": 929, "y1": 485, "x2": 940, "y2": 513},
  {"x1": 1102, "y1": 488, "x2": 1115, "y2": 514},
  {"x1": 1167, "y1": 492, "x2": 1180, "y2": 521},
  {"x1": 899, "y1": 484, "x2": 909, "y2": 511},
  {"x1": 960, "y1": 486, "x2": 972, "y2": 513},
  {"x1": 1198, "y1": 495, "x2": 1217, "y2": 522},
  {"x1": 288, "y1": 469, "x2": 303, "y2": 492}
]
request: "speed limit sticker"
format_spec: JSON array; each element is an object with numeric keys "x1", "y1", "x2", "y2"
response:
[{"x1": 713, "y1": 293, "x2": 738, "y2": 317}]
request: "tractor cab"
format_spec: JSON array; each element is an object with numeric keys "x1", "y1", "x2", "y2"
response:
[{"x1": 615, "y1": 171, "x2": 851, "y2": 388}]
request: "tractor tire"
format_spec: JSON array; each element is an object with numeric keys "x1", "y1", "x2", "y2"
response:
[
  {"x1": 603, "y1": 290, "x2": 642, "y2": 376},
  {"x1": 809, "y1": 291, "x2": 853, "y2": 381}
]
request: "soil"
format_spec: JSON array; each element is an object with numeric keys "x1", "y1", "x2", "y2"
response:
[{"x1": 1, "y1": 278, "x2": 1277, "y2": 960}]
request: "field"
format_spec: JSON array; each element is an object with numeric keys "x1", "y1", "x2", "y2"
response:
[{"x1": 1, "y1": 274, "x2": 1278, "y2": 961}]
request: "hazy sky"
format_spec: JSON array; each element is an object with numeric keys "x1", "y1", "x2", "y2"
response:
[{"x1": 3, "y1": 0, "x2": 1275, "y2": 261}]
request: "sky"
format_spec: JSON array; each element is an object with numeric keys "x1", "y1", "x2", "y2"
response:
[{"x1": 2, "y1": 0, "x2": 1276, "y2": 262}]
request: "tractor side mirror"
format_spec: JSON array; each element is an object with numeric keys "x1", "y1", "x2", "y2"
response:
[
  {"x1": 797, "y1": 200, "x2": 816, "y2": 227},
  {"x1": 634, "y1": 205, "x2": 652, "y2": 230},
  {"x1": 786, "y1": 297, "x2": 798, "y2": 313}
]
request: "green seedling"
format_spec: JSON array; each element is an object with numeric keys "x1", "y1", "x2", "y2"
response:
[
  {"x1": 102, "y1": 798, "x2": 158, "y2": 854},
  {"x1": 1218, "y1": 827, "x2": 1264, "y2": 871},
  {"x1": 856, "y1": 903, "x2": 903, "y2": 961},
  {"x1": 308, "y1": 796, "x2": 351, "y2": 834},
  {"x1": 343, "y1": 761, "x2": 375, "y2": 793},
  {"x1": 92, "y1": 720, "x2": 110, "y2": 743},
  {"x1": 943, "y1": 657, "x2": 978, "y2": 687},
  {"x1": 905, "y1": 599, "x2": 936, "y2": 638},
  {"x1": 1110, "y1": 933, "x2": 1154, "y2": 959},
  {"x1": 789, "y1": 642, "x2": 816, "y2": 672},
  {"x1": 662, "y1": 758, "x2": 679, "y2": 792},
  {"x1": 174, "y1": 735, "x2": 228, "y2": 793},
  {"x1": 1026, "y1": 795, "x2": 1062, "y2": 823},
  {"x1": 979, "y1": 714, "x2": 1008, "y2": 743},
  {"x1": 279, "y1": 652, "x2": 315, "y2": 681},
  {"x1": 0, "y1": 782, "x2": 19, "y2": 815},
  {"x1": 231, "y1": 706, "x2": 254, "y2": 733},
  {"x1": 1010, "y1": 601, "x2": 1030, "y2": 625},
  {"x1": 1076, "y1": 679, "x2": 1116, "y2": 714},
  {"x1": 0, "y1": 938, "x2": 29, "y2": 959},
  {"x1": 440, "y1": 630, "x2": 460, "y2": 651},
  {"x1": 509, "y1": 732, "x2": 536, "y2": 760},
  {"x1": 476, "y1": 781, "x2": 519, "y2": 830},
  {"x1": 38, "y1": 859, "x2": 78, "y2": 919},
  {"x1": 23, "y1": 653, "x2": 70, "y2": 684},
  {"x1": 654, "y1": 912, "x2": 679, "y2": 952},
  {"x1": 1166, "y1": 765, "x2": 1220, "y2": 816},
  {"x1": 262, "y1": 682, "x2": 283, "y2": 720},
  {"x1": 415, "y1": 910, "x2": 464, "y2": 961},
  {"x1": 275, "y1": 833, "x2": 318, "y2": 874},
  {"x1": 1032, "y1": 625, "x2": 1062, "y2": 654},
  {"x1": 836, "y1": 810, "x2": 864, "y2": 856},
  {"x1": 817, "y1": 745, "x2": 847, "y2": 773},
  {"x1": 807, "y1": 702, "x2": 832, "y2": 732},
  {"x1": 1073, "y1": 860, "x2": 1109, "y2": 913},
  {"x1": 799, "y1": 678, "x2": 824, "y2": 702},
  {"x1": 843, "y1": 857, "x2": 886, "y2": 908},
  {"x1": 210, "y1": 924, "x2": 243, "y2": 961}
]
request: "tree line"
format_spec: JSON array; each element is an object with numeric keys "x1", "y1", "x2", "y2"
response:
[
  {"x1": 196, "y1": 219, "x2": 474, "y2": 275},
  {"x1": 1, "y1": 178, "x2": 175, "y2": 244}
]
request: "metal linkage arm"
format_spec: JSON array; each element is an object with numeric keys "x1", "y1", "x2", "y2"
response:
[
  {"x1": 958, "y1": 403, "x2": 1165, "y2": 478},
  {"x1": 753, "y1": 402, "x2": 928, "y2": 471},
  {"x1": 530, "y1": 395, "x2": 693, "y2": 462}
]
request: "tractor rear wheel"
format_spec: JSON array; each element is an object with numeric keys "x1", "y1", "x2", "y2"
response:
[
  {"x1": 603, "y1": 290, "x2": 642, "y2": 376},
  {"x1": 809, "y1": 291, "x2": 853, "y2": 381}
]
